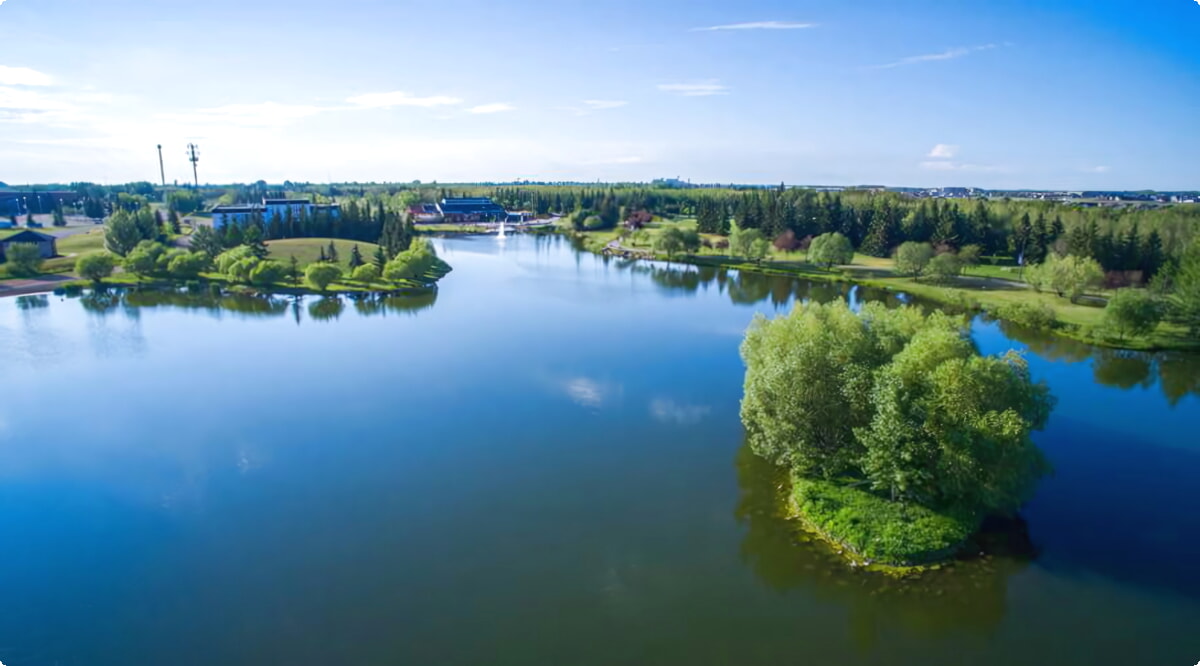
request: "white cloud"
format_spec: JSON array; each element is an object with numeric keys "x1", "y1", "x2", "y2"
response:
[
  {"x1": 872, "y1": 44, "x2": 999, "y2": 69},
  {"x1": 1082, "y1": 165, "x2": 1111, "y2": 173},
  {"x1": 928, "y1": 144, "x2": 959, "y2": 159},
  {"x1": 468, "y1": 102, "x2": 515, "y2": 114},
  {"x1": 346, "y1": 91, "x2": 463, "y2": 109},
  {"x1": 920, "y1": 160, "x2": 1005, "y2": 173},
  {"x1": 658, "y1": 81, "x2": 729, "y2": 97},
  {"x1": 583, "y1": 100, "x2": 628, "y2": 110},
  {"x1": 565, "y1": 378, "x2": 605, "y2": 408},
  {"x1": 650, "y1": 399, "x2": 711, "y2": 425},
  {"x1": 692, "y1": 21, "x2": 816, "y2": 32},
  {"x1": 0, "y1": 65, "x2": 53, "y2": 86}
]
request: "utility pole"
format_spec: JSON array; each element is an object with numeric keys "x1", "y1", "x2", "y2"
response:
[
  {"x1": 157, "y1": 144, "x2": 166, "y2": 187},
  {"x1": 187, "y1": 143, "x2": 200, "y2": 188}
]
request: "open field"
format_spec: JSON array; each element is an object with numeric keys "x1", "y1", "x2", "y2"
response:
[{"x1": 267, "y1": 238, "x2": 383, "y2": 270}]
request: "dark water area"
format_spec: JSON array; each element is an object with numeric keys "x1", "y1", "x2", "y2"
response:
[{"x1": 1, "y1": 235, "x2": 1197, "y2": 665}]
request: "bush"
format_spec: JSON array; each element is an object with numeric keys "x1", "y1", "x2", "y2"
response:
[
  {"x1": 305, "y1": 262, "x2": 342, "y2": 292},
  {"x1": 249, "y1": 260, "x2": 286, "y2": 286},
  {"x1": 894, "y1": 242, "x2": 934, "y2": 277},
  {"x1": 993, "y1": 301, "x2": 1058, "y2": 330},
  {"x1": 75, "y1": 252, "x2": 115, "y2": 282},
  {"x1": 1103, "y1": 288, "x2": 1164, "y2": 340},
  {"x1": 923, "y1": 252, "x2": 964, "y2": 282},
  {"x1": 352, "y1": 263, "x2": 381, "y2": 283},
  {"x1": 4, "y1": 243, "x2": 44, "y2": 276}
]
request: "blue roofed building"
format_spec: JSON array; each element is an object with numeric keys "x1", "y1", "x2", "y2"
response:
[{"x1": 437, "y1": 197, "x2": 507, "y2": 223}]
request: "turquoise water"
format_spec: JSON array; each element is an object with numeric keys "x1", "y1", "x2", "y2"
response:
[{"x1": 1, "y1": 235, "x2": 1197, "y2": 665}]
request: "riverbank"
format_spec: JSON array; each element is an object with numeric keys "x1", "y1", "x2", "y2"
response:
[{"x1": 567, "y1": 229, "x2": 1198, "y2": 352}]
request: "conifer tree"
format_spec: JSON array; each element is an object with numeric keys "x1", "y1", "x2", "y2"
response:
[{"x1": 348, "y1": 244, "x2": 364, "y2": 269}]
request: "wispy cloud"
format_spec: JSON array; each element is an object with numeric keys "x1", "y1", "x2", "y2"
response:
[
  {"x1": 920, "y1": 160, "x2": 1006, "y2": 173},
  {"x1": 650, "y1": 399, "x2": 711, "y2": 425},
  {"x1": 692, "y1": 21, "x2": 816, "y2": 32},
  {"x1": 468, "y1": 102, "x2": 515, "y2": 114},
  {"x1": 928, "y1": 144, "x2": 959, "y2": 159},
  {"x1": 872, "y1": 44, "x2": 999, "y2": 69},
  {"x1": 346, "y1": 91, "x2": 463, "y2": 109},
  {"x1": 0, "y1": 65, "x2": 54, "y2": 87},
  {"x1": 658, "y1": 81, "x2": 729, "y2": 97},
  {"x1": 1082, "y1": 165, "x2": 1111, "y2": 174}
]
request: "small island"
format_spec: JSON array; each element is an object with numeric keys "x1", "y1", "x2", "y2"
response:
[{"x1": 740, "y1": 299, "x2": 1055, "y2": 569}]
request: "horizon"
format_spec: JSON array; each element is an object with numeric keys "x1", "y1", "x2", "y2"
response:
[{"x1": 2, "y1": 0, "x2": 1198, "y2": 189}]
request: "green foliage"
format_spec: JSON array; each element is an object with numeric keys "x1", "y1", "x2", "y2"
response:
[
  {"x1": 166, "y1": 189, "x2": 202, "y2": 214},
  {"x1": 680, "y1": 228, "x2": 702, "y2": 255},
  {"x1": 243, "y1": 225, "x2": 269, "y2": 259},
  {"x1": 384, "y1": 238, "x2": 439, "y2": 283},
  {"x1": 1026, "y1": 254, "x2": 1103, "y2": 302},
  {"x1": 992, "y1": 301, "x2": 1058, "y2": 330},
  {"x1": 742, "y1": 300, "x2": 1055, "y2": 563},
  {"x1": 924, "y1": 252, "x2": 965, "y2": 282},
  {"x1": 249, "y1": 260, "x2": 286, "y2": 286},
  {"x1": 809, "y1": 232, "x2": 854, "y2": 269},
  {"x1": 190, "y1": 225, "x2": 224, "y2": 258},
  {"x1": 1103, "y1": 289, "x2": 1164, "y2": 340},
  {"x1": 227, "y1": 257, "x2": 258, "y2": 284},
  {"x1": 792, "y1": 477, "x2": 977, "y2": 565},
  {"x1": 105, "y1": 208, "x2": 157, "y2": 256},
  {"x1": 76, "y1": 252, "x2": 116, "y2": 282},
  {"x1": 168, "y1": 251, "x2": 209, "y2": 280},
  {"x1": 654, "y1": 226, "x2": 686, "y2": 258},
  {"x1": 4, "y1": 243, "x2": 43, "y2": 276},
  {"x1": 894, "y1": 241, "x2": 934, "y2": 277},
  {"x1": 348, "y1": 244, "x2": 364, "y2": 270},
  {"x1": 286, "y1": 255, "x2": 301, "y2": 284},
  {"x1": 958, "y1": 244, "x2": 982, "y2": 273},
  {"x1": 352, "y1": 263, "x2": 380, "y2": 283},
  {"x1": 215, "y1": 245, "x2": 256, "y2": 274},
  {"x1": 1168, "y1": 238, "x2": 1200, "y2": 335},
  {"x1": 305, "y1": 262, "x2": 342, "y2": 292},
  {"x1": 52, "y1": 206, "x2": 66, "y2": 227},
  {"x1": 124, "y1": 240, "x2": 166, "y2": 277}
]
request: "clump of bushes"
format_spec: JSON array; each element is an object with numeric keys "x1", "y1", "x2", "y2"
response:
[{"x1": 993, "y1": 301, "x2": 1058, "y2": 330}]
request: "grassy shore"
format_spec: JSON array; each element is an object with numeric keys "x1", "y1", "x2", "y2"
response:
[
  {"x1": 266, "y1": 238, "x2": 382, "y2": 271},
  {"x1": 790, "y1": 477, "x2": 977, "y2": 569},
  {"x1": 568, "y1": 219, "x2": 1197, "y2": 352}
]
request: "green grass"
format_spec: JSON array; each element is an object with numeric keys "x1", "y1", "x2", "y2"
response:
[
  {"x1": 791, "y1": 476, "x2": 978, "y2": 567},
  {"x1": 266, "y1": 238, "x2": 382, "y2": 271}
]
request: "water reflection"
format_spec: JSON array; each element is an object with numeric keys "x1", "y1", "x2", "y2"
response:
[
  {"x1": 62, "y1": 288, "x2": 439, "y2": 326},
  {"x1": 998, "y1": 319, "x2": 1200, "y2": 404},
  {"x1": 734, "y1": 444, "x2": 1033, "y2": 645}
]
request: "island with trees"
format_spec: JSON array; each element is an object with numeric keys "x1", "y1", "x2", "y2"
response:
[{"x1": 740, "y1": 299, "x2": 1055, "y2": 569}]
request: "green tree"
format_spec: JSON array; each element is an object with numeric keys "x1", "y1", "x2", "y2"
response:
[
  {"x1": 808, "y1": 232, "x2": 853, "y2": 270},
  {"x1": 352, "y1": 263, "x2": 381, "y2": 283},
  {"x1": 373, "y1": 245, "x2": 387, "y2": 271},
  {"x1": 654, "y1": 226, "x2": 686, "y2": 259},
  {"x1": 190, "y1": 225, "x2": 224, "y2": 259},
  {"x1": 1027, "y1": 254, "x2": 1103, "y2": 303},
  {"x1": 748, "y1": 237, "x2": 771, "y2": 263},
  {"x1": 168, "y1": 209, "x2": 182, "y2": 235},
  {"x1": 1103, "y1": 289, "x2": 1164, "y2": 341},
  {"x1": 243, "y1": 224, "x2": 269, "y2": 259},
  {"x1": 4, "y1": 243, "x2": 43, "y2": 276},
  {"x1": 305, "y1": 262, "x2": 342, "y2": 292},
  {"x1": 326, "y1": 240, "x2": 339, "y2": 264},
  {"x1": 1168, "y1": 238, "x2": 1200, "y2": 335},
  {"x1": 227, "y1": 257, "x2": 259, "y2": 284},
  {"x1": 894, "y1": 242, "x2": 934, "y2": 277},
  {"x1": 105, "y1": 209, "x2": 145, "y2": 256},
  {"x1": 348, "y1": 244, "x2": 364, "y2": 270},
  {"x1": 286, "y1": 255, "x2": 301, "y2": 284},
  {"x1": 680, "y1": 228, "x2": 702, "y2": 255},
  {"x1": 167, "y1": 251, "x2": 209, "y2": 280},
  {"x1": 249, "y1": 260, "x2": 286, "y2": 286},
  {"x1": 215, "y1": 245, "x2": 256, "y2": 274},
  {"x1": 52, "y1": 206, "x2": 66, "y2": 227},
  {"x1": 958, "y1": 244, "x2": 982, "y2": 275},
  {"x1": 124, "y1": 240, "x2": 166, "y2": 277},
  {"x1": 76, "y1": 252, "x2": 116, "y2": 283},
  {"x1": 730, "y1": 226, "x2": 766, "y2": 259},
  {"x1": 924, "y1": 252, "x2": 964, "y2": 282}
]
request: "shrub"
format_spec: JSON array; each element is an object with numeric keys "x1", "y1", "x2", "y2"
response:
[
  {"x1": 993, "y1": 301, "x2": 1058, "y2": 330},
  {"x1": 4, "y1": 243, "x2": 44, "y2": 276},
  {"x1": 352, "y1": 263, "x2": 381, "y2": 283},
  {"x1": 1103, "y1": 289, "x2": 1164, "y2": 340},
  {"x1": 305, "y1": 262, "x2": 342, "y2": 292},
  {"x1": 76, "y1": 252, "x2": 116, "y2": 283}
]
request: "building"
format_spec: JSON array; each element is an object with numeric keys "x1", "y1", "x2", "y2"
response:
[
  {"x1": 211, "y1": 198, "x2": 341, "y2": 228},
  {"x1": 0, "y1": 229, "x2": 58, "y2": 263},
  {"x1": 408, "y1": 203, "x2": 444, "y2": 224},
  {"x1": 437, "y1": 197, "x2": 507, "y2": 223}
]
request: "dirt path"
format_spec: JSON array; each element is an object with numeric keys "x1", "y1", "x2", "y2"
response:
[{"x1": 0, "y1": 275, "x2": 78, "y2": 298}]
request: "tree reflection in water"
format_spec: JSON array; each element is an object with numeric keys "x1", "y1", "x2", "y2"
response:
[{"x1": 733, "y1": 443, "x2": 1034, "y2": 648}]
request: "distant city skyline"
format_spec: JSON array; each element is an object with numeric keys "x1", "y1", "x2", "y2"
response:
[{"x1": 1, "y1": 0, "x2": 1198, "y2": 189}]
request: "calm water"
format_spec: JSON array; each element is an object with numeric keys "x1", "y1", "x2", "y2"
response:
[{"x1": 1, "y1": 235, "x2": 1198, "y2": 666}]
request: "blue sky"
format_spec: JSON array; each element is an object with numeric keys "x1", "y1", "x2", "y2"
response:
[{"x1": 1, "y1": 0, "x2": 1198, "y2": 189}]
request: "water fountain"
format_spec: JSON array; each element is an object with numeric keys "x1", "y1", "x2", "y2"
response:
[{"x1": 497, "y1": 218, "x2": 507, "y2": 239}]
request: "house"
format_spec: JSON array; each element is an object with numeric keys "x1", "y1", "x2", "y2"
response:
[
  {"x1": 212, "y1": 198, "x2": 341, "y2": 228},
  {"x1": 437, "y1": 197, "x2": 507, "y2": 223},
  {"x1": 408, "y1": 204, "x2": 445, "y2": 224},
  {"x1": 0, "y1": 229, "x2": 57, "y2": 263}
]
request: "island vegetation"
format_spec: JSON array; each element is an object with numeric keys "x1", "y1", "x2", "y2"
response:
[{"x1": 741, "y1": 299, "x2": 1055, "y2": 568}]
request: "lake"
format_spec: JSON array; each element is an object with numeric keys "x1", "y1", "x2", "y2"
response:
[{"x1": 1, "y1": 234, "x2": 1198, "y2": 666}]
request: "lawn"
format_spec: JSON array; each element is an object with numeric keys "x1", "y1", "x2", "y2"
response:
[{"x1": 267, "y1": 238, "x2": 383, "y2": 270}]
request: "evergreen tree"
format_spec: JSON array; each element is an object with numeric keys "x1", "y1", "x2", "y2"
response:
[
  {"x1": 222, "y1": 221, "x2": 244, "y2": 248},
  {"x1": 286, "y1": 255, "x2": 301, "y2": 284},
  {"x1": 243, "y1": 224, "x2": 269, "y2": 259},
  {"x1": 349, "y1": 244, "x2": 364, "y2": 269},
  {"x1": 327, "y1": 240, "x2": 339, "y2": 263},
  {"x1": 373, "y1": 245, "x2": 387, "y2": 271},
  {"x1": 318, "y1": 246, "x2": 328, "y2": 262},
  {"x1": 169, "y1": 209, "x2": 182, "y2": 234},
  {"x1": 1139, "y1": 229, "x2": 1165, "y2": 278}
]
